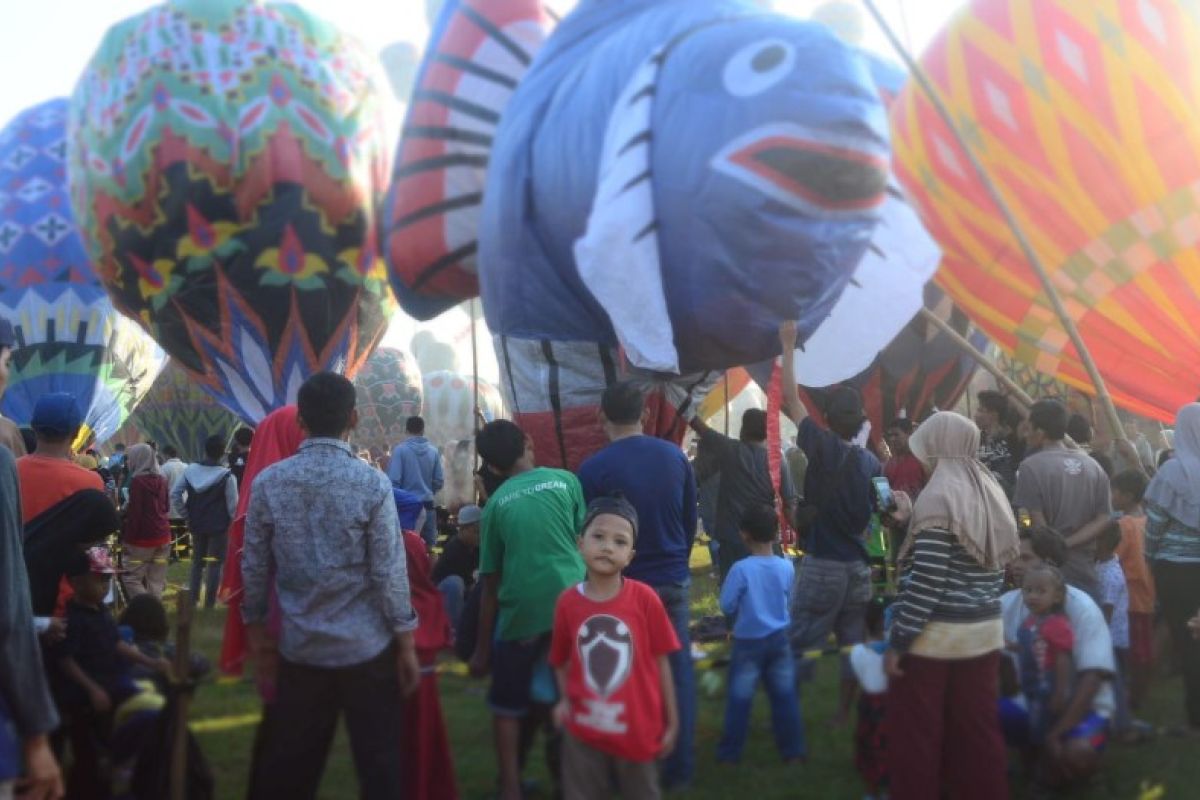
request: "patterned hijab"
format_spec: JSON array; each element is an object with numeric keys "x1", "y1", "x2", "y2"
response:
[{"x1": 901, "y1": 411, "x2": 1020, "y2": 571}]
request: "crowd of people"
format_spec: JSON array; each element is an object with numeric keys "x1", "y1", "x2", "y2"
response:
[{"x1": 4, "y1": 319, "x2": 1200, "y2": 800}]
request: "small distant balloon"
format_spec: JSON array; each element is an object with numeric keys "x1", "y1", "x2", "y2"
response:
[{"x1": 380, "y1": 42, "x2": 420, "y2": 105}]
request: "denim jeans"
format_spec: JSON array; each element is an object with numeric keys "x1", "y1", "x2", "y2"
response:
[
  {"x1": 189, "y1": 527, "x2": 227, "y2": 609},
  {"x1": 718, "y1": 630, "x2": 805, "y2": 762},
  {"x1": 419, "y1": 503, "x2": 437, "y2": 548},
  {"x1": 438, "y1": 575, "x2": 465, "y2": 636},
  {"x1": 653, "y1": 581, "x2": 695, "y2": 789}
]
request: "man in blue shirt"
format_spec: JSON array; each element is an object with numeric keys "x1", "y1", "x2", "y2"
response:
[
  {"x1": 577, "y1": 381, "x2": 698, "y2": 789},
  {"x1": 779, "y1": 322, "x2": 881, "y2": 724},
  {"x1": 387, "y1": 415, "x2": 445, "y2": 548}
]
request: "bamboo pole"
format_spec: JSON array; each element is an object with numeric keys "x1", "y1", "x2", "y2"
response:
[
  {"x1": 170, "y1": 589, "x2": 194, "y2": 800},
  {"x1": 469, "y1": 299, "x2": 481, "y2": 476},
  {"x1": 919, "y1": 308, "x2": 1034, "y2": 408},
  {"x1": 863, "y1": 0, "x2": 1127, "y2": 441}
]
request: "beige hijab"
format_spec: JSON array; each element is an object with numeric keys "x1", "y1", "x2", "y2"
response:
[
  {"x1": 126, "y1": 443, "x2": 160, "y2": 477},
  {"x1": 901, "y1": 411, "x2": 1019, "y2": 570}
]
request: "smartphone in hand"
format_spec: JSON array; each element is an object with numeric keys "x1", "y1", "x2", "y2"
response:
[{"x1": 872, "y1": 476, "x2": 898, "y2": 513}]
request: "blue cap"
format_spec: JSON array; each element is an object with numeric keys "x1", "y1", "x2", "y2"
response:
[
  {"x1": 30, "y1": 393, "x2": 83, "y2": 436},
  {"x1": 0, "y1": 319, "x2": 14, "y2": 350}
]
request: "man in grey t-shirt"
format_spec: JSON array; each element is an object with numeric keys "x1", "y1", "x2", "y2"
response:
[{"x1": 1014, "y1": 400, "x2": 1111, "y2": 599}]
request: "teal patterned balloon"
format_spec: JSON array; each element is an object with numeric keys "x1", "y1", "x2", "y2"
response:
[
  {"x1": 124, "y1": 360, "x2": 241, "y2": 461},
  {"x1": 68, "y1": 0, "x2": 395, "y2": 424},
  {"x1": 351, "y1": 347, "x2": 423, "y2": 460}
]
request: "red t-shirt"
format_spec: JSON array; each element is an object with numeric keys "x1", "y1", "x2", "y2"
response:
[
  {"x1": 884, "y1": 454, "x2": 927, "y2": 499},
  {"x1": 549, "y1": 578, "x2": 680, "y2": 762}
]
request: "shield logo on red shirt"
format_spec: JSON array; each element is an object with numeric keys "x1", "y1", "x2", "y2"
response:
[{"x1": 577, "y1": 614, "x2": 633, "y2": 700}]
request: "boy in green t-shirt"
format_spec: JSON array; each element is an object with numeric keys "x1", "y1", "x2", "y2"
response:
[{"x1": 470, "y1": 420, "x2": 586, "y2": 800}]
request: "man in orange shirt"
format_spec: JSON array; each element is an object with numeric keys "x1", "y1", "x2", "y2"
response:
[
  {"x1": 17, "y1": 393, "x2": 104, "y2": 520},
  {"x1": 18, "y1": 393, "x2": 118, "y2": 617}
]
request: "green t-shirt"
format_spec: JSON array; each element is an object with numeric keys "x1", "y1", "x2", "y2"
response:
[{"x1": 480, "y1": 467, "x2": 586, "y2": 640}]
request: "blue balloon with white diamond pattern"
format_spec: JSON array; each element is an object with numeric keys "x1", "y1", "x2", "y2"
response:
[{"x1": 0, "y1": 99, "x2": 165, "y2": 446}]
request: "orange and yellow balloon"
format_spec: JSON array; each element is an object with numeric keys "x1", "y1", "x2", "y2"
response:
[{"x1": 893, "y1": 0, "x2": 1200, "y2": 421}]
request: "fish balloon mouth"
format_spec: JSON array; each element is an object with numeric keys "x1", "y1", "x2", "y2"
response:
[{"x1": 712, "y1": 124, "x2": 888, "y2": 216}]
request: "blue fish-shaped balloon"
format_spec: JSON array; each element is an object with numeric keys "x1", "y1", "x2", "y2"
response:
[
  {"x1": 398, "y1": 0, "x2": 891, "y2": 468},
  {"x1": 481, "y1": 0, "x2": 890, "y2": 375}
]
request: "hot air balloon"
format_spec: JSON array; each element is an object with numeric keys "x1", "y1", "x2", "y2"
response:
[
  {"x1": 351, "y1": 346, "x2": 423, "y2": 459},
  {"x1": 122, "y1": 360, "x2": 241, "y2": 461},
  {"x1": 0, "y1": 98, "x2": 165, "y2": 447},
  {"x1": 421, "y1": 369, "x2": 502, "y2": 448},
  {"x1": 68, "y1": 0, "x2": 395, "y2": 425},
  {"x1": 393, "y1": 0, "x2": 900, "y2": 470},
  {"x1": 892, "y1": 0, "x2": 1200, "y2": 422}
]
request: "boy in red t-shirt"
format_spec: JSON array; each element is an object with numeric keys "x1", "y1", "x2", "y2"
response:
[{"x1": 550, "y1": 495, "x2": 679, "y2": 799}]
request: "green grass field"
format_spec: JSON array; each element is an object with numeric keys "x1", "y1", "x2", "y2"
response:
[{"x1": 166, "y1": 551, "x2": 1197, "y2": 799}]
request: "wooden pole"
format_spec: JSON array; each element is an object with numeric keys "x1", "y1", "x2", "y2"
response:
[
  {"x1": 862, "y1": 0, "x2": 1127, "y2": 441},
  {"x1": 170, "y1": 589, "x2": 194, "y2": 800},
  {"x1": 919, "y1": 308, "x2": 1034, "y2": 408}
]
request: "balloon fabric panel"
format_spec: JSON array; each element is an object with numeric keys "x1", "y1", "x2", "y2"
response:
[
  {"x1": 0, "y1": 98, "x2": 165, "y2": 445},
  {"x1": 125, "y1": 360, "x2": 241, "y2": 462},
  {"x1": 69, "y1": 0, "x2": 395, "y2": 425},
  {"x1": 798, "y1": 285, "x2": 986, "y2": 443},
  {"x1": 893, "y1": 0, "x2": 1200, "y2": 422},
  {"x1": 384, "y1": 0, "x2": 557, "y2": 320}
]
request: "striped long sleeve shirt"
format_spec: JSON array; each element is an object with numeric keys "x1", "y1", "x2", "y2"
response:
[{"x1": 889, "y1": 528, "x2": 1005, "y2": 653}]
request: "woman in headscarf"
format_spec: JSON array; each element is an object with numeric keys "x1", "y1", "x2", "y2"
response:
[
  {"x1": 882, "y1": 411, "x2": 1021, "y2": 800},
  {"x1": 217, "y1": 406, "x2": 304, "y2": 684},
  {"x1": 397, "y1": 522, "x2": 458, "y2": 800},
  {"x1": 214, "y1": 406, "x2": 304, "y2": 798},
  {"x1": 120, "y1": 443, "x2": 172, "y2": 599},
  {"x1": 1144, "y1": 403, "x2": 1200, "y2": 732}
]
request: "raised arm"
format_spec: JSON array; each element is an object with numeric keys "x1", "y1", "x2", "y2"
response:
[{"x1": 779, "y1": 322, "x2": 806, "y2": 425}]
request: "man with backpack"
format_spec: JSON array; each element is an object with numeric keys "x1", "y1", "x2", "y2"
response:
[
  {"x1": 172, "y1": 435, "x2": 239, "y2": 609},
  {"x1": 779, "y1": 323, "x2": 882, "y2": 723}
]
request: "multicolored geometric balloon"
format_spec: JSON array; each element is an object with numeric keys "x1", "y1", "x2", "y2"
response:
[
  {"x1": 123, "y1": 359, "x2": 241, "y2": 461},
  {"x1": 0, "y1": 98, "x2": 165, "y2": 446},
  {"x1": 351, "y1": 347, "x2": 423, "y2": 459},
  {"x1": 893, "y1": 0, "x2": 1200, "y2": 422},
  {"x1": 68, "y1": 0, "x2": 395, "y2": 425},
  {"x1": 421, "y1": 369, "x2": 502, "y2": 448}
]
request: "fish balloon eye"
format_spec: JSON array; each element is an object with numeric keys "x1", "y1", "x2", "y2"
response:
[{"x1": 723, "y1": 39, "x2": 796, "y2": 97}]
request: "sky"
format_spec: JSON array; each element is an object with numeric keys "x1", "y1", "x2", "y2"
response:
[
  {"x1": 0, "y1": 1, "x2": 961, "y2": 124},
  {"x1": 0, "y1": 0, "x2": 964, "y2": 381}
]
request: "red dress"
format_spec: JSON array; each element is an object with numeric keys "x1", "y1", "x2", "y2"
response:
[{"x1": 401, "y1": 531, "x2": 458, "y2": 800}]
